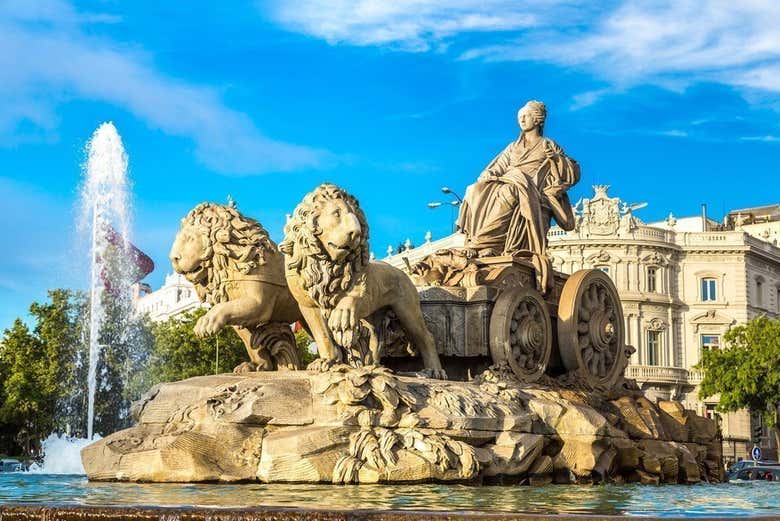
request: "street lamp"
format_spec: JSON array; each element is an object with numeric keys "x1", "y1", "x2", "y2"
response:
[
  {"x1": 428, "y1": 186, "x2": 463, "y2": 232},
  {"x1": 441, "y1": 186, "x2": 463, "y2": 203}
]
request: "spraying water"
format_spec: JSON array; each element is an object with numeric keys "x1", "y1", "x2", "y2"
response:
[
  {"x1": 79, "y1": 122, "x2": 132, "y2": 440},
  {"x1": 27, "y1": 434, "x2": 100, "y2": 474},
  {"x1": 29, "y1": 123, "x2": 144, "y2": 474}
]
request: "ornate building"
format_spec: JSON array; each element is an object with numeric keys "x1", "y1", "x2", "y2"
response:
[
  {"x1": 131, "y1": 272, "x2": 203, "y2": 322},
  {"x1": 385, "y1": 186, "x2": 780, "y2": 461}
]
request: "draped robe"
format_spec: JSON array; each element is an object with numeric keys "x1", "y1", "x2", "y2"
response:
[{"x1": 456, "y1": 135, "x2": 580, "y2": 289}]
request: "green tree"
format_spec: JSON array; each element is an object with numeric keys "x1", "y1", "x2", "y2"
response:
[
  {"x1": 91, "y1": 287, "x2": 153, "y2": 436},
  {"x1": 698, "y1": 316, "x2": 780, "y2": 448},
  {"x1": 0, "y1": 319, "x2": 52, "y2": 455},
  {"x1": 295, "y1": 328, "x2": 317, "y2": 366},
  {"x1": 146, "y1": 308, "x2": 246, "y2": 384},
  {"x1": 28, "y1": 289, "x2": 89, "y2": 436}
]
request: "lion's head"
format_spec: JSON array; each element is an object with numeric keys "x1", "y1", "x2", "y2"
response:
[
  {"x1": 279, "y1": 183, "x2": 370, "y2": 310},
  {"x1": 170, "y1": 202, "x2": 276, "y2": 304}
]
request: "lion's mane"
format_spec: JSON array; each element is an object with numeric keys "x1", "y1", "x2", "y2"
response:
[
  {"x1": 181, "y1": 202, "x2": 276, "y2": 304},
  {"x1": 279, "y1": 184, "x2": 370, "y2": 310}
]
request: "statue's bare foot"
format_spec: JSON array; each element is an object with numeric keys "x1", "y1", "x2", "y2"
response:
[
  {"x1": 456, "y1": 248, "x2": 478, "y2": 259},
  {"x1": 477, "y1": 248, "x2": 499, "y2": 258}
]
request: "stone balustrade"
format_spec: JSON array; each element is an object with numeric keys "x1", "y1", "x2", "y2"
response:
[{"x1": 626, "y1": 364, "x2": 694, "y2": 385}]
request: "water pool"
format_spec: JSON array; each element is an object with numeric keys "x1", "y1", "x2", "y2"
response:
[{"x1": 1, "y1": 474, "x2": 779, "y2": 518}]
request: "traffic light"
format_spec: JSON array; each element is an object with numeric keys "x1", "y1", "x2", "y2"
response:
[{"x1": 752, "y1": 421, "x2": 763, "y2": 444}]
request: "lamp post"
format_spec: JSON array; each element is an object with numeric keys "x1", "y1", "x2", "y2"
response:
[
  {"x1": 441, "y1": 186, "x2": 463, "y2": 203},
  {"x1": 428, "y1": 186, "x2": 462, "y2": 232}
]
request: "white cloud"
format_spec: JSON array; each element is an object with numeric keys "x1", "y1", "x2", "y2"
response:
[
  {"x1": 741, "y1": 135, "x2": 780, "y2": 143},
  {"x1": 0, "y1": 0, "x2": 325, "y2": 174},
  {"x1": 266, "y1": 0, "x2": 565, "y2": 52},
  {"x1": 269, "y1": 0, "x2": 780, "y2": 97}
]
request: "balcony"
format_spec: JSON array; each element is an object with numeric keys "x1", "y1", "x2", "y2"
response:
[{"x1": 626, "y1": 365, "x2": 692, "y2": 385}]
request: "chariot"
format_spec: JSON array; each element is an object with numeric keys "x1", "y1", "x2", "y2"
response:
[{"x1": 395, "y1": 253, "x2": 629, "y2": 389}]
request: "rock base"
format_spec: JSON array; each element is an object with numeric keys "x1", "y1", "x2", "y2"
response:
[{"x1": 82, "y1": 366, "x2": 724, "y2": 484}]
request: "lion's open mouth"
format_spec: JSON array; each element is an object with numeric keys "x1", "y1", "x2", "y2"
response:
[
  {"x1": 181, "y1": 264, "x2": 206, "y2": 281},
  {"x1": 327, "y1": 241, "x2": 352, "y2": 253}
]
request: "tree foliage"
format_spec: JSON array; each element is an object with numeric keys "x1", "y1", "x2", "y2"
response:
[
  {"x1": 145, "y1": 308, "x2": 246, "y2": 385},
  {"x1": 698, "y1": 316, "x2": 780, "y2": 444},
  {"x1": 0, "y1": 319, "x2": 50, "y2": 455},
  {"x1": 0, "y1": 288, "x2": 316, "y2": 456}
]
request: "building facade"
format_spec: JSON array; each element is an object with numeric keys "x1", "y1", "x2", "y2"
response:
[
  {"x1": 384, "y1": 186, "x2": 780, "y2": 461},
  {"x1": 132, "y1": 272, "x2": 204, "y2": 322}
]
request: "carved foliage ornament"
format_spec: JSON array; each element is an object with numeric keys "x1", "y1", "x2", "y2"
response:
[
  {"x1": 586, "y1": 250, "x2": 612, "y2": 265},
  {"x1": 641, "y1": 251, "x2": 668, "y2": 266},
  {"x1": 647, "y1": 318, "x2": 667, "y2": 331}
]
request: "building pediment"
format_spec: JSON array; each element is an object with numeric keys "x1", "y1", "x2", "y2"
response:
[
  {"x1": 641, "y1": 251, "x2": 669, "y2": 266},
  {"x1": 586, "y1": 250, "x2": 616, "y2": 265},
  {"x1": 690, "y1": 310, "x2": 735, "y2": 333}
]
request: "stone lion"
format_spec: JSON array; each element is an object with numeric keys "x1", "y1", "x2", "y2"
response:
[
  {"x1": 279, "y1": 184, "x2": 446, "y2": 378},
  {"x1": 170, "y1": 202, "x2": 303, "y2": 372}
]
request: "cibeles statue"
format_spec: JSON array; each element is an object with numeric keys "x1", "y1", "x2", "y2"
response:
[
  {"x1": 280, "y1": 183, "x2": 447, "y2": 378},
  {"x1": 457, "y1": 100, "x2": 580, "y2": 291}
]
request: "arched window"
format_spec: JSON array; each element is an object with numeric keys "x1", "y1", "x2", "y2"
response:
[
  {"x1": 755, "y1": 277, "x2": 764, "y2": 307},
  {"x1": 700, "y1": 278, "x2": 717, "y2": 302}
]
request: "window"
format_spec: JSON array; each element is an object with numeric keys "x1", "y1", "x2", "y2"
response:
[
  {"x1": 646, "y1": 330, "x2": 661, "y2": 366},
  {"x1": 700, "y1": 335, "x2": 720, "y2": 351},
  {"x1": 756, "y1": 278, "x2": 764, "y2": 307},
  {"x1": 646, "y1": 267, "x2": 657, "y2": 293},
  {"x1": 777, "y1": 287, "x2": 780, "y2": 313},
  {"x1": 596, "y1": 266, "x2": 609, "y2": 275},
  {"x1": 705, "y1": 404, "x2": 722, "y2": 427},
  {"x1": 701, "y1": 278, "x2": 717, "y2": 301}
]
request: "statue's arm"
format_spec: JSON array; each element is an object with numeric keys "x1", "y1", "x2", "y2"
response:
[
  {"x1": 541, "y1": 140, "x2": 579, "y2": 231},
  {"x1": 546, "y1": 190, "x2": 576, "y2": 231},
  {"x1": 478, "y1": 142, "x2": 513, "y2": 181}
]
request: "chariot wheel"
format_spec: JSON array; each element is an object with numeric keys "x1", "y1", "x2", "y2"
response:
[
  {"x1": 489, "y1": 287, "x2": 552, "y2": 382},
  {"x1": 557, "y1": 269, "x2": 625, "y2": 387}
]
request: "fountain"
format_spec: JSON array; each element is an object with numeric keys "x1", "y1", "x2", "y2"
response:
[
  {"x1": 31, "y1": 123, "x2": 137, "y2": 473},
  {"x1": 79, "y1": 122, "x2": 133, "y2": 441},
  {"x1": 4, "y1": 105, "x2": 777, "y2": 520}
]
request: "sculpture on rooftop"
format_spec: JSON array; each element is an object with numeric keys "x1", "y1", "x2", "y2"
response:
[
  {"x1": 279, "y1": 183, "x2": 446, "y2": 378},
  {"x1": 457, "y1": 100, "x2": 579, "y2": 292},
  {"x1": 169, "y1": 202, "x2": 302, "y2": 372}
]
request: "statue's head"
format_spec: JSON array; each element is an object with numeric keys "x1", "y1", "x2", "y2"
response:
[
  {"x1": 518, "y1": 100, "x2": 547, "y2": 134},
  {"x1": 280, "y1": 184, "x2": 370, "y2": 308},
  {"x1": 170, "y1": 202, "x2": 276, "y2": 302}
]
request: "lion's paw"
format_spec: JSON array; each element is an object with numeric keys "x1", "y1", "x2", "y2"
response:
[
  {"x1": 233, "y1": 362, "x2": 258, "y2": 373},
  {"x1": 306, "y1": 357, "x2": 340, "y2": 373},
  {"x1": 194, "y1": 310, "x2": 226, "y2": 338},
  {"x1": 328, "y1": 307, "x2": 357, "y2": 347},
  {"x1": 419, "y1": 367, "x2": 448, "y2": 380}
]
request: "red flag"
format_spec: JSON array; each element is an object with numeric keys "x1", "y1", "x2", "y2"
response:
[{"x1": 99, "y1": 224, "x2": 155, "y2": 292}]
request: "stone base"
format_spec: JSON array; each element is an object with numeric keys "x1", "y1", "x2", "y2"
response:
[{"x1": 82, "y1": 366, "x2": 724, "y2": 484}]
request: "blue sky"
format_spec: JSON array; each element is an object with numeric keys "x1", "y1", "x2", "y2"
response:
[{"x1": 1, "y1": 0, "x2": 779, "y2": 330}]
